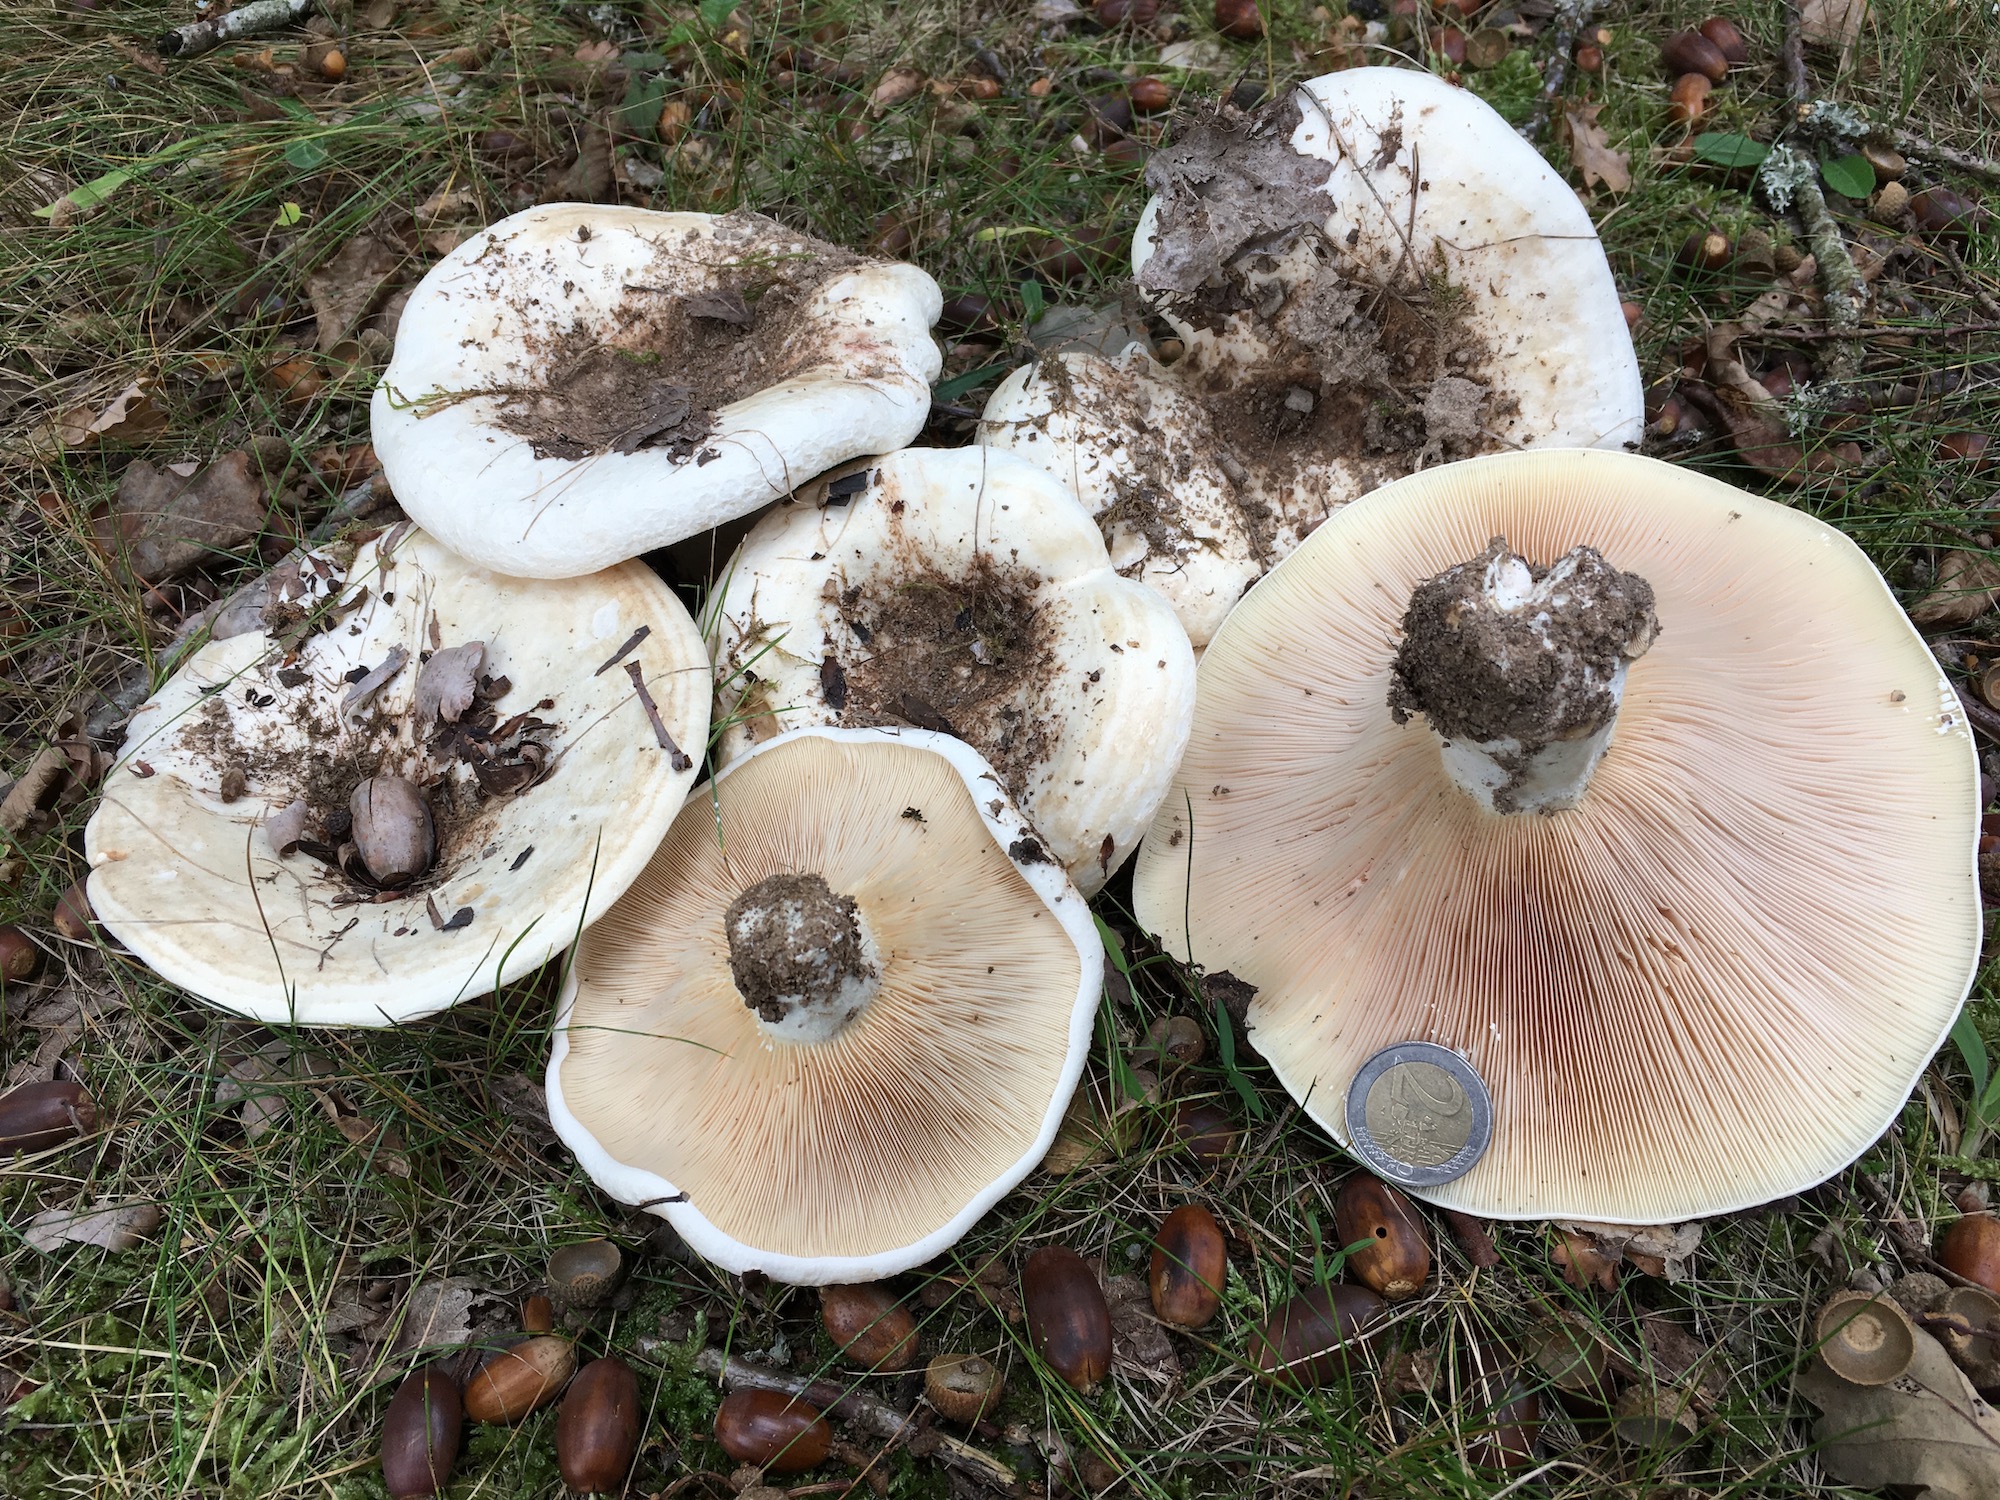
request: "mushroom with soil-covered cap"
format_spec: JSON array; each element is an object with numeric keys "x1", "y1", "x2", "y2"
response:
[
  {"x1": 708, "y1": 447, "x2": 1195, "y2": 895},
  {"x1": 85, "y1": 526, "x2": 709, "y2": 1026},
  {"x1": 1132, "y1": 448, "x2": 1979, "y2": 1223},
  {"x1": 979, "y1": 68, "x2": 1643, "y2": 650},
  {"x1": 546, "y1": 725, "x2": 1101, "y2": 1283},
  {"x1": 371, "y1": 205, "x2": 943, "y2": 578}
]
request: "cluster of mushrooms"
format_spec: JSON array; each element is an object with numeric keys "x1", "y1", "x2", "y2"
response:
[{"x1": 81, "y1": 68, "x2": 1979, "y2": 1292}]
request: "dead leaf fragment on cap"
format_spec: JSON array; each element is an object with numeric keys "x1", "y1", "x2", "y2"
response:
[
  {"x1": 415, "y1": 641, "x2": 485, "y2": 724},
  {"x1": 25, "y1": 1200, "x2": 161, "y2": 1253}
]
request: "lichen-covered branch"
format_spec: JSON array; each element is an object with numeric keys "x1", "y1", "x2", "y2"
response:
[
  {"x1": 1519, "y1": 0, "x2": 1601, "y2": 144},
  {"x1": 1759, "y1": 146, "x2": 1867, "y2": 380},
  {"x1": 157, "y1": 0, "x2": 316, "y2": 59},
  {"x1": 1887, "y1": 127, "x2": 2000, "y2": 188}
]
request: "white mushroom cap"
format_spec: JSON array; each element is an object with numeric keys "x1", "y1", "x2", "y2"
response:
[
  {"x1": 85, "y1": 527, "x2": 710, "y2": 1026},
  {"x1": 708, "y1": 447, "x2": 1196, "y2": 894},
  {"x1": 371, "y1": 205, "x2": 943, "y2": 578},
  {"x1": 981, "y1": 68, "x2": 1642, "y2": 645},
  {"x1": 1132, "y1": 449, "x2": 1980, "y2": 1224},
  {"x1": 545, "y1": 725, "x2": 1101, "y2": 1284}
]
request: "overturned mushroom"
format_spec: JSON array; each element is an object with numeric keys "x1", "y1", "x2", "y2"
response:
[
  {"x1": 1133, "y1": 449, "x2": 1978, "y2": 1223},
  {"x1": 708, "y1": 447, "x2": 1196, "y2": 894},
  {"x1": 85, "y1": 527, "x2": 710, "y2": 1026},
  {"x1": 546, "y1": 726, "x2": 1101, "y2": 1283},
  {"x1": 372, "y1": 205, "x2": 943, "y2": 577},
  {"x1": 980, "y1": 68, "x2": 1643, "y2": 649}
]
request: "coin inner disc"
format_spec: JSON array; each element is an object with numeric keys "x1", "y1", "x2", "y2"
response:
[{"x1": 1361, "y1": 1060, "x2": 1474, "y2": 1168}]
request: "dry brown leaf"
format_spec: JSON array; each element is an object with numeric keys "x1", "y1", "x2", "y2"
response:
[
  {"x1": 1797, "y1": 1330, "x2": 2000, "y2": 1500},
  {"x1": 60, "y1": 378, "x2": 170, "y2": 448},
  {"x1": 305, "y1": 236, "x2": 402, "y2": 354},
  {"x1": 1563, "y1": 104, "x2": 1631, "y2": 194},
  {"x1": 1913, "y1": 551, "x2": 2000, "y2": 630},
  {"x1": 491, "y1": 1071, "x2": 559, "y2": 1149},
  {"x1": 1800, "y1": 0, "x2": 1869, "y2": 69},
  {"x1": 24, "y1": 1200, "x2": 160, "y2": 1253},
  {"x1": 94, "y1": 450, "x2": 269, "y2": 583},
  {"x1": 870, "y1": 66, "x2": 926, "y2": 112},
  {"x1": 386, "y1": 1277, "x2": 510, "y2": 1357},
  {"x1": 1105, "y1": 1273, "x2": 1180, "y2": 1382}
]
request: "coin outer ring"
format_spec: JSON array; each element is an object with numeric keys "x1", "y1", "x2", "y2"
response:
[{"x1": 1344, "y1": 1042, "x2": 1493, "y2": 1189}]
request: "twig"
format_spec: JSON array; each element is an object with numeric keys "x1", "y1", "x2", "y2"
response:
[
  {"x1": 1952, "y1": 683, "x2": 2000, "y2": 744},
  {"x1": 691, "y1": 1349, "x2": 1021, "y2": 1495},
  {"x1": 1884, "y1": 127, "x2": 2000, "y2": 188},
  {"x1": 1780, "y1": 1, "x2": 1810, "y2": 119},
  {"x1": 1519, "y1": 0, "x2": 1600, "y2": 144},
  {"x1": 592, "y1": 625, "x2": 651, "y2": 677},
  {"x1": 1755, "y1": 320, "x2": 2000, "y2": 341},
  {"x1": 157, "y1": 0, "x2": 317, "y2": 58},
  {"x1": 623, "y1": 661, "x2": 693, "y2": 771}
]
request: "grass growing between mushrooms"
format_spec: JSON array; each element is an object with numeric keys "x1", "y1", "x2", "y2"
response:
[{"x1": 4, "y1": 0, "x2": 2000, "y2": 1495}]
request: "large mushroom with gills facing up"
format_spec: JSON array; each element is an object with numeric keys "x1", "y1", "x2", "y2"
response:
[
  {"x1": 545, "y1": 725, "x2": 1102, "y2": 1284},
  {"x1": 371, "y1": 205, "x2": 943, "y2": 578},
  {"x1": 1132, "y1": 449, "x2": 1980, "y2": 1224},
  {"x1": 707, "y1": 446, "x2": 1196, "y2": 896},
  {"x1": 84, "y1": 526, "x2": 710, "y2": 1026},
  {"x1": 978, "y1": 67, "x2": 1644, "y2": 651}
]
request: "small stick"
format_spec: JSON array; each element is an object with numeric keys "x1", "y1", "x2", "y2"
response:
[
  {"x1": 1754, "y1": 321, "x2": 2000, "y2": 341},
  {"x1": 1780, "y1": 1, "x2": 1811, "y2": 117},
  {"x1": 158, "y1": 0, "x2": 317, "y2": 58},
  {"x1": 1886, "y1": 127, "x2": 2000, "y2": 188},
  {"x1": 623, "y1": 661, "x2": 693, "y2": 771},
  {"x1": 1519, "y1": 0, "x2": 1600, "y2": 144},
  {"x1": 592, "y1": 624, "x2": 651, "y2": 676},
  {"x1": 691, "y1": 1349, "x2": 1020, "y2": 1494}
]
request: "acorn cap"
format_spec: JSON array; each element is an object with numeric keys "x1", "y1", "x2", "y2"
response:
[
  {"x1": 372, "y1": 205, "x2": 943, "y2": 578},
  {"x1": 545, "y1": 726, "x2": 1101, "y2": 1283},
  {"x1": 708, "y1": 447, "x2": 1196, "y2": 895},
  {"x1": 1816, "y1": 1291, "x2": 1918, "y2": 1385},
  {"x1": 1133, "y1": 449, "x2": 1979, "y2": 1223},
  {"x1": 85, "y1": 527, "x2": 709, "y2": 1025}
]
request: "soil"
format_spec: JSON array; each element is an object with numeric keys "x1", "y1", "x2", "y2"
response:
[
  {"x1": 1387, "y1": 538, "x2": 1660, "y2": 747},
  {"x1": 723, "y1": 872, "x2": 873, "y2": 1024},
  {"x1": 486, "y1": 212, "x2": 866, "y2": 464},
  {"x1": 831, "y1": 555, "x2": 1058, "y2": 810}
]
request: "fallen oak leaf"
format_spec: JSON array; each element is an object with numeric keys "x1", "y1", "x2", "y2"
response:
[
  {"x1": 1563, "y1": 103, "x2": 1632, "y2": 193},
  {"x1": 305, "y1": 235, "x2": 402, "y2": 354},
  {"x1": 1796, "y1": 1323, "x2": 2000, "y2": 1499},
  {"x1": 1913, "y1": 552, "x2": 2000, "y2": 631},
  {"x1": 1564, "y1": 1220, "x2": 1703, "y2": 1281},
  {"x1": 24, "y1": 1200, "x2": 161, "y2": 1253},
  {"x1": 94, "y1": 451, "x2": 270, "y2": 584}
]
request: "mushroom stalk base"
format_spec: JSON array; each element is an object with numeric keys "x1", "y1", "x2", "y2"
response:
[
  {"x1": 725, "y1": 872, "x2": 882, "y2": 1043},
  {"x1": 1388, "y1": 539, "x2": 1659, "y2": 816}
]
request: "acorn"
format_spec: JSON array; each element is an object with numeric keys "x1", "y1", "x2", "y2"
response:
[
  {"x1": 1172, "y1": 1099, "x2": 1238, "y2": 1165},
  {"x1": 1464, "y1": 1349, "x2": 1541, "y2": 1471},
  {"x1": 1573, "y1": 40, "x2": 1604, "y2": 72},
  {"x1": 1940, "y1": 432, "x2": 1994, "y2": 470},
  {"x1": 1145, "y1": 1014, "x2": 1205, "y2": 1070},
  {"x1": 1660, "y1": 29, "x2": 1729, "y2": 82},
  {"x1": 0, "y1": 925, "x2": 41, "y2": 982},
  {"x1": 1676, "y1": 228, "x2": 1732, "y2": 271},
  {"x1": 1129, "y1": 77, "x2": 1172, "y2": 113},
  {"x1": 937, "y1": 293, "x2": 998, "y2": 337},
  {"x1": 1214, "y1": 0, "x2": 1263, "y2": 40},
  {"x1": 52, "y1": 881, "x2": 94, "y2": 941},
  {"x1": 1698, "y1": 16, "x2": 1749, "y2": 63},
  {"x1": 925, "y1": 1352, "x2": 1005, "y2": 1425},
  {"x1": 1912, "y1": 186, "x2": 1983, "y2": 239},
  {"x1": 349, "y1": 776, "x2": 434, "y2": 888},
  {"x1": 714, "y1": 1388, "x2": 831, "y2": 1473},
  {"x1": 1872, "y1": 180, "x2": 1913, "y2": 223},
  {"x1": 1939, "y1": 1212, "x2": 2000, "y2": 1293},
  {"x1": 1668, "y1": 73, "x2": 1713, "y2": 129},
  {"x1": 1620, "y1": 300, "x2": 1644, "y2": 332},
  {"x1": 548, "y1": 1238, "x2": 625, "y2": 1309},
  {"x1": 462, "y1": 1335, "x2": 575, "y2": 1424},
  {"x1": 1095, "y1": 0, "x2": 1160, "y2": 25},
  {"x1": 1249, "y1": 1283, "x2": 1386, "y2": 1389},
  {"x1": 1022, "y1": 1246, "x2": 1113, "y2": 1392},
  {"x1": 381, "y1": 1366, "x2": 462, "y2": 1498},
  {"x1": 0, "y1": 1079, "x2": 99, "y2": 1153},
  {"x1": 1612, "y1": 1383, "x2": 1698, "y2": 1446},
  {"x1": 557, "y1": 1356, "x2": 641, "y2": 1493},
  {"x1": 523, "y1": 1294, "x2": 554, "y2": 1334},
  {"x1": 1334, "y1": 1174, "x2": 1431, "y2": 1302},
  {"x1": 1434, "y1": 26, "x2": 1468, "y2": 65},
  {"x1": 820, "y1": 1283, "x2": 919, "y2": 1371},
  {"x1": 1524, "y1": 1320, "x2": 1614, "y2": 1415},
  {"x1": 1150, "y1": 1204, "x2": 1228, "y2": 1329},
  {"x1": 1464, "y1": 29, "x2": 1509, "y2": 68}
]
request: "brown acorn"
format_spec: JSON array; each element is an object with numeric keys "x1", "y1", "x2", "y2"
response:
[
  {"x1": 1660, "y1": 29, "x2": 1729, "y2": 82},
  {"x1": 1434, "y1": 25, "x2": 1467, "y2": 65},
  {"x1": 1573, "y1": 39, "x2": 1604, "y2": 72},
  {"x1": 52, "y1": 881, "x2": 93, "y2": 941},
  {"x1": 1912, "y1": 186, "x2": 1983, "y2": 239},
  {"x1": 1214, "y1": 0, "x2": 1263, "y2": 40},
  {"x1": 0, "y1": 1080, "x2": 98, "y2": 1153},
  {"x1": 820, "y1": 1283, "x2": 919, "y2": 1371},
  {"x1": 1940, "y1": 432, "x2": 1995, "y2": 470},
  {"x1": 1463, "y1": 1347, "x2": 1541, "y2": 1471},
  {"x1": 462, "y1": 1336, "x2": 575, "y2": 1424},
  {"x1": 381, "y1": 1367, "x2": 462, "y2": 1498},
  {"x1": 1022, "y1": 1246, "x2": 1113, "y2": 1392},
  {"x1": 1249, "y1": 1283, "x2": 1386, "y2": 1389},
  {"x1": 1172, "y1": 1099, "x2": 1238, "y2": 1165},
  {"x1": 548, "y1": 1239, "x2": 625, "y2": 1309},
  {"x1": 1668, "y1": 73, "x2": 1713, "y2": 129},
  {"x1": 1939, "y1": 1212, "x2": 2000, "y2": 1293},
  {"x1": 1096, "y1": 0, "x2": 1160, "y2": 25},
  {"x1": 1697, "y1": 16, "x2": 1750, "y2": 63},
  {"x1": 1675, "y1": 227, "x2": 1732, "y2": 271},
  {"x1": 1150, "y1": 1204, "x2": 1228, "y2": 1330},
  {"x1": 523, "y1": 1294, "x2": 554, "y2": 1334},
  {"x1": 714, "y1": 1388, "x2": 832, "y2": 1473},
  {"x1": 0, "y1": 926, "x2": 41, "y2": 982},
  {"x1": 1523, "y1": 1320, "x2": 1614, "y2": 1417},
  {"x1": 348, "y1": 776, "x2": 435, "y2": 887},
  {"x1": 557, "y1": 1356, "x2": 640, "y2": 1493},
  {"x1": 1129, "y1": 77, "x2": 1172, "y2": 113},
  {"x1": 1621, "y1": 300, "x2": 1644, "y2": 332},
  {"x1": 1334, "y1": 1174, "x2": 1431, "y2": 1302},
  {"x1": 925, "y1": 1352, "x2": 1005, "y2": 1425},
  {"x1": 938, "y1": 293, "x2": 998, "y2": 336},
  {"x1": 1145, "y1": 1015, "x2": 1205, "y2": 1070}
]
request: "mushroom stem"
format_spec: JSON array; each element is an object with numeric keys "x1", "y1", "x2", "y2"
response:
[
  {"x1": 1388, "y1": 538, "x2": 1658, "y2": 815},
  {"x1": 724, "y1": 872, "x2": 881, "y2": 1042}
]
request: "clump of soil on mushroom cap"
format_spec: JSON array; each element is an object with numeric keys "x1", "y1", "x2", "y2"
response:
[
  {"x1": 175, "y1": 646, "x2": 560, "y2": 903},
  {"x1": 483, "y1": 214, "x2": 870, "y2": 464},
  {"x1": 829, "y1": 556, "x2": 1059, "y2": 809},
  {"x1": 725, "y1": 872, "x2": 875, "y2": 1026}
]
